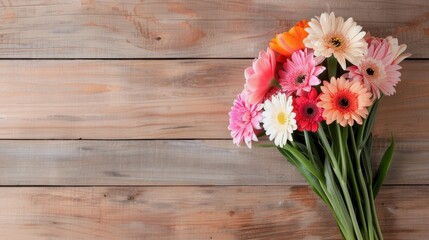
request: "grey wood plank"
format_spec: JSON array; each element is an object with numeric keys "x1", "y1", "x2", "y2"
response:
[
  {"x1": 0, "y1": 139, "x2": 425, "y2": 185},
  {"x1": 0, "y1": 0, "x2": 426, "y2": 58}
]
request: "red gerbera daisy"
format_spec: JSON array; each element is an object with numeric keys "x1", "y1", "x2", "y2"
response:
[{"x1": 293, "y1": 88, "x2": 323, "y2": 132}]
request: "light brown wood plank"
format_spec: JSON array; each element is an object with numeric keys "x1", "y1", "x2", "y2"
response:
[
  {"x1": 0, "y1": 186, "x2": 426, "y2": 239},
  {"x1": 0, "y1": 60, "x2": 426, "y2": 139},
  {"x1": 0, "y1": 0, "x2": 426, "y2": 58},
  {"x1": 373, "y1": 61, "x2": 429, "y2": 139},
  {"x1": 0, "y1": 139, "x2": 425, "y2": 185},
  {"x1": 0, "y1": 59, "x2": 237, "y2": 139},
  {"x1": 0, "y1": 139, "x2": 301, "y2": 186}
]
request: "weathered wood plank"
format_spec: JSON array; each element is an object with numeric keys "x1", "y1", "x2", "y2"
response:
[
  {"x1": 0, "y1": 60, "x2": 426, "y2": 139},
  {"x1": 0, "y1": 0, "x2": 426, "y2": 58},
  {"x1": 0, "y1": 186, "x2": 425, "y2": 239},
  {"x1": 0, "y1": 139, "x2": 425, "y2": 185},
  {"x1": 373, "y1": 61, "x2": 429, "y2": 139}
]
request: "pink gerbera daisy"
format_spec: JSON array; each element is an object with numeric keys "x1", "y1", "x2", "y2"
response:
[
  {"x1": 365, "y1": 33, "x2": 411, "y2": 65},
  {"x1": 228, "y1": 91, "x2": 262, "y2": 148},
  {"x1": 278, "y1": 49, "x2": 325, "y2": 96},
  {"x1": 263, "y1": 86, "x2": 281, "y2": 102},
  {"x1": 293, "y1": 88, "x2": 323, "y2": 132},
  {"x1": 318, "y1": 77, "x2": 372, "y2": 127},
  {"x1": 347, "y1": 39, "x2": 402, "y2": 99},
  {"x1": 245, "y1": 48, "x2": 277, "y2": 104}
]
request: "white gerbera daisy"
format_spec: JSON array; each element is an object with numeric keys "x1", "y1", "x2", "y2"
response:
[
  {"x1": 304, "y1": 12, "x2": 367, "y2": 70},
  {"x1": 262, "y1": 93, "x2": 297, "y2": 147}
]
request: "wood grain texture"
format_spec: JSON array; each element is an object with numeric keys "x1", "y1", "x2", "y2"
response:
[
  {"x1": 0, "y1": 0, "x2": 426, "y2": 58},
  {"x1": 0, "y1": 186, "x2": 426, "y2": 239},
  {"x1": 0, "y1": 139, "x2": 425, "y2": 185},
  {"x1": 0, "y1": 60, "x2": 426, "y2": 139}
]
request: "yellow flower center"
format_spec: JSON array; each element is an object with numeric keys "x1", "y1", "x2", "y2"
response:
[{"x1": 277, "y1": 112, "x2": 288, "y2": 125}]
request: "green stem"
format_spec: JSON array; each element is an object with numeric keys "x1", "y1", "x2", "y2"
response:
[
  {"x1": 369, "y1": 187, "x2": 383, "y2": 240},
  {"x1": 327, "y1": 55, "x2": 338, "y2": 79},
  {"x1": 317, "y1": 126, "x2": 337, "y2": 170},
  {"x1": 357, "y1": 120, "x2": 366, "y2": 152},
  {"x1": 358, "y1": 166, "x2": 374, "y2": 240},
  {"x1": 318, "y1": 125, "x2": 364, "y2": 240},
  {"x1": 304, "y1": 131, "x2": 314, "y2": 162},
  {"x1": 350, "y1": 126, "x2": 375, "y2": 240},
  {"x1": 304, "y1": 131, "x2": 317, "y2": 167},
  {"x1": 345, "y1": 132, "x2": 368, "y2": 237},
  {"x1": 335, "y1": 124, "x2": 347, "y2": 181},
  {"x1": 323, "y1": 159, "x2": 355, "y2": 239}
]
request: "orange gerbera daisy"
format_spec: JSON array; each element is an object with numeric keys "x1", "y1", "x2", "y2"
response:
[
  {"x1": 269, "y1": 20, "x2": 309, "y2": 61},
  {"x1": 318, "y1": 77, "x2": 372, "y2": 127}
]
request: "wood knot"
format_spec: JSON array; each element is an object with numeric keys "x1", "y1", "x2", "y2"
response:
[{"x1": 228, "y1": 210, "x2": 235, "y2": 217}]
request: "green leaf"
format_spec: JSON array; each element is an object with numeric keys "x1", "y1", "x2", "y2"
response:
[
  {"x1": 277, "y1": 147, "x2": 328, "y2": 204},
  {"x1": 294, "y1": 141, "x2": 311, "y2": 158},
  {"x1": 304, "y1": 131, "x2": 323, "y2": 172},
  {"x1": 283, "y1": 144, "x2": 324, "y2": 181},
  {"x1": 323, "y1": 158, "x2": 354, "y2": 239},
  {"x1": 373, "y1": 137, "x2": 395, "y2": 197},
  {"x1": 362, "y1": 134, "x2": 373, "y2": 184},
  {"x1": 328, "y1": 123, "x2": 340, "y2": 157},
  {"x1": 359, "y1": 99, "x2": 381, "y2": 149}
]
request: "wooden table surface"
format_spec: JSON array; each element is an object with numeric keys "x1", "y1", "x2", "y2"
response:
[{"x1": 0, "y1": 1, "x2": 428, "y2": 239}]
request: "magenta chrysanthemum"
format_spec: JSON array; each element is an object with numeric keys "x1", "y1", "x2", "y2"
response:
[
  {"x1": 228, "y1": 91, "x2": 262, "y2": 148},
  {"x1": 278, "y1": 49, "x2": 325, "y2": 96},
  {"x1": 347, "y1": 39, "x2": 402, "y2": 99}
]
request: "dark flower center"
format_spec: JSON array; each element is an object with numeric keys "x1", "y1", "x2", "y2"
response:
[
  {"x1": 306, "y1": 107, "x2": 314, "y2": 115},
  {"x1": 339, "y1": 98, "x2": 349, "y2": 109},
  {"x1": 366, "y1": 68, "x2": 375, "y2": 76},
  {"x1": 330, "y1": 37, "x2": 342, "y2": 48},
  {"x1": 296, "y1": 75, "x2": 306, "y2": 84}
]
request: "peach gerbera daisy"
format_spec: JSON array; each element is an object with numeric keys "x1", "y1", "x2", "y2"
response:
[
  {"x1": 304, "y1": 12, "x2": 367, "y2": 70},
  {"x1": 318, "y1": 77, "x2": 372, "y2": 127},
  {"x1": 269, "y1": 20, "x2": 309, "y2": 61}
]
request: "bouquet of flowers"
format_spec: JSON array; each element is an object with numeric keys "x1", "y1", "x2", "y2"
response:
[{"x1": 228, "y1": 12, "x2": 410, "y2": 240}]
